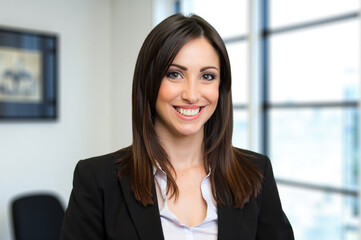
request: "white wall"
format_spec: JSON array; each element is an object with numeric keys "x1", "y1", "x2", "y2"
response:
[
  {"x1": 112, "y1": 0, "x2": 153, "y2": 148},
  {"x1": 0, "y1": 0, "x2": 153, "y2": 239}
]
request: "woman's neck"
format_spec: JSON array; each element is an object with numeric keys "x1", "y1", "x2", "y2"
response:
[{"x1": 156, "y1": 128, "x2": 204, "y2": 171}]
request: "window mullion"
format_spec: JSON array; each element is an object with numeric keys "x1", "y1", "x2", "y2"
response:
[
  {"x1": 258, "y1": 0, "x2": 269, "y2": 155},
  {"x1": 248, "y1": 0, "x2": 263, "y2": 153},
  {"x1": 358, "y1": 2, "x2": 361, "y2": 235}
]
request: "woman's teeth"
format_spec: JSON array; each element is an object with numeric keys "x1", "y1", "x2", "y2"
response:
[{"x1": 176, "y1": 107, "x2": 201, "y2": 116}]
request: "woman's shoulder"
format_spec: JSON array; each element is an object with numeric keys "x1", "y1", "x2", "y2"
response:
[
  {"x1": 233, "y1": 147, "x2": 271, "y2": 174},
  {"x1": 74, "y1": 146, "x2": 131, "y2": 182}
]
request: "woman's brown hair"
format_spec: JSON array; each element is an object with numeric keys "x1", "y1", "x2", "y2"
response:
[{"x1": 117, "y1": 13, "x2": 263, "y2": 208}]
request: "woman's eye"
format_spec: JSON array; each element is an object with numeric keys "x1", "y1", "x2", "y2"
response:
[
  {"x1": 201, "y1": 73, "x2": 215, "y2": 81},
  {"x1": 166, "y1": 72, "x2": 182, "y2": 79}
]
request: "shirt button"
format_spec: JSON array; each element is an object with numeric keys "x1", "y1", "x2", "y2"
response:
[{"x1": 184, "y1": 228, "x2": 194, "y2": 240}]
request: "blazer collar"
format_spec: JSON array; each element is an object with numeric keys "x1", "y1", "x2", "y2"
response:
[
  {"x1": 119, "y1": 175, "x2": 245, "y2": 240},
  {"x1": 118, "y1": 175, "x2": 165, "y2": 240}
]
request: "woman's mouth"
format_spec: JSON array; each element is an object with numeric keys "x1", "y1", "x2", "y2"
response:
[
  {"x1": 175, "y1": 107, "x2": 201, "y2": 116},
  {"x1": 173, "y1": 106, "x2": 205, "y2": 119}
]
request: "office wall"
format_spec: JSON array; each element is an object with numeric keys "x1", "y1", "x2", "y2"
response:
[
  {"x1": 112, "y1": 0, "x2": 153, "y2": 148},
  {"x1": 0, "y1": 0, "x2": 152, "y2": 239}
]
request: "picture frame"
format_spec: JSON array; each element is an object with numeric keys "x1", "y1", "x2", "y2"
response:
[{"x1": 0, "y1": 26, "x2": 58, "y2": 120}]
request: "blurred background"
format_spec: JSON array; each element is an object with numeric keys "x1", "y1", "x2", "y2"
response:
[{"x1": 0, "y1": 0, "x2": 360, "y2": 239}]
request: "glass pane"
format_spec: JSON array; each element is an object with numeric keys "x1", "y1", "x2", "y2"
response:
[
  {"x1": 227, "y1": 41, "x2": 248, "y2": 105},
  {"x1": 269, "y1": 107, "x2": 359, "y2": 189},
  {"x1": 233, "y1": 109, "x2": 248, "y2": 149},
  {"x1": 270, "y1": 0, "x2": 359, "y2": 29},
  {"x1": 270, "y1": 19, "x2": 360, "y2": 103},
  {"x1": 278, "y1": 185, "x2": 359, "y2": 240},
  {"x1": 182, "y1": 0, "x2": 248, "y2": 39}
]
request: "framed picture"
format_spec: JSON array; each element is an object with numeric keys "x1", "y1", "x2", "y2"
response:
[{"x1": 0, "y1": 27, "x2": 58, "y2": 120}]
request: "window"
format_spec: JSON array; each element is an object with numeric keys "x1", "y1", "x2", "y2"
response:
[{"x1": 264, "y1": 1, "x2": 360, "y2": 239}]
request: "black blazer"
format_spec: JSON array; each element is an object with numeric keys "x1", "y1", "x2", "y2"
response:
[{"x1": 61, "y1": 149, "x2": 294, "y2": 240}]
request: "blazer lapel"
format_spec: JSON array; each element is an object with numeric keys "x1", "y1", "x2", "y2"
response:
[
  {"x1": 119, "y1": 175, "x2": 164, "y2": 240},
  {"x1": 218, "y1": 203, "x2": 244, "y2": 240}
]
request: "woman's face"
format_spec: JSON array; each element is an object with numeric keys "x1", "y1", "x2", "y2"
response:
[{"x1": 154, "y1": 37, "x2": 220, "y2": 138}]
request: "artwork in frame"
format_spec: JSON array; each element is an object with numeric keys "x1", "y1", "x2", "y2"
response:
[{"x1": 0, "y1": 27, "x2": 58, "y2": 120}]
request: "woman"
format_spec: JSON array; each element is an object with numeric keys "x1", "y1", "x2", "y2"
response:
[{"x1": 61, "y1": 14, "x2": 294, "y2": 240}]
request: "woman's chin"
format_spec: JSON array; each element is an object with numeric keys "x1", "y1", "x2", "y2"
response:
[{"x1": 173, "y1": 125, "x2": 204, "y2": 137}]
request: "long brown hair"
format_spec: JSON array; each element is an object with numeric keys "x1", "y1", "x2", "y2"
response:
[{"x1": 117, "y1": 14, "x2": 263, "y2": 208}]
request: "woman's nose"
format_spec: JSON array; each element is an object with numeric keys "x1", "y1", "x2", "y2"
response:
[{"x1": 181, "y1": 78, "x2": 200, "y2": 103}]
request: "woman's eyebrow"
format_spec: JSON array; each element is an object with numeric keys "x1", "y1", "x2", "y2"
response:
[
  {"x1": 200, "y1": 66, "x2": 219, "y2": 72},
  {"x1": 170, "y1": 64, "x2": 219, "y2": 72},
  {"x1": 170, "y1": 63, "x2": 187, "y2": 70}
]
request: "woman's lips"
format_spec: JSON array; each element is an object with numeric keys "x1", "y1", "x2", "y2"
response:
[{"x1": 173, "y1": 106, "x2": 205, "y2": 120}]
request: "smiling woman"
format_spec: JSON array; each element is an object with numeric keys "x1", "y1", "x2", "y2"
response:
[{"x1": 61, "y1": 14, "x2": 294, "y2": 240}]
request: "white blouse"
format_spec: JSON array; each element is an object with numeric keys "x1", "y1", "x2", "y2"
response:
[{"x1": 154, "y1": 167, "x2": 218, "y2": 240}]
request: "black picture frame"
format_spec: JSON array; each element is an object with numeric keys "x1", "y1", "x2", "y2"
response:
[{"x1": 0, "y1": 27, "x2": 58, "y2": 120}]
